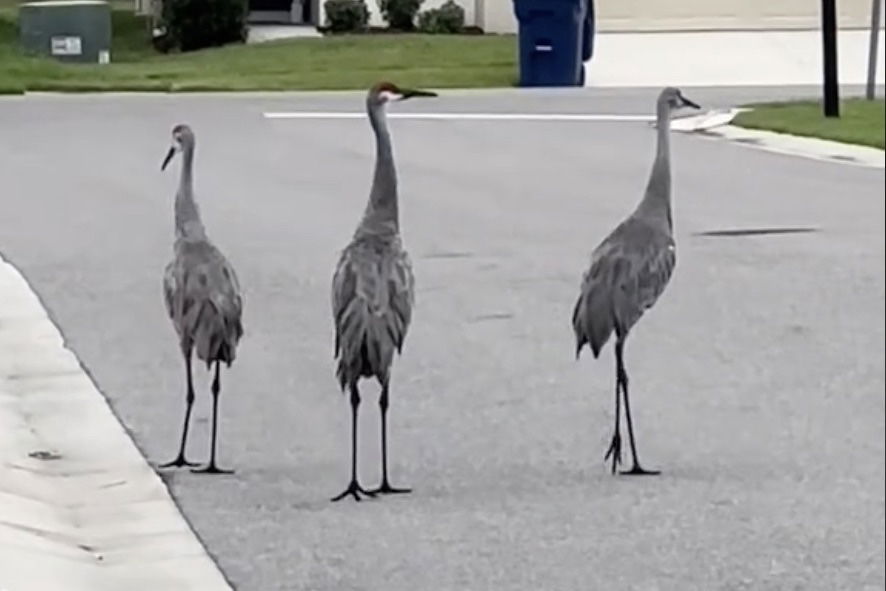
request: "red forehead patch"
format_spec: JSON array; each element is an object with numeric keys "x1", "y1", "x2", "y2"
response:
[{"x1": 373, "y1": 81, "x2": 400, "y2": 94}]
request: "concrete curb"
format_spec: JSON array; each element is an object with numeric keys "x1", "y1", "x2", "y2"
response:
[
  {"x1": 666, "y1": 108, "x2": 885, "y2": 168},
  {"x1": 0, "y1": 253, "x2": 232, "y2": 591},
  {"x1": 696, "y1": 124, "x2": 885, "y2": 168}
]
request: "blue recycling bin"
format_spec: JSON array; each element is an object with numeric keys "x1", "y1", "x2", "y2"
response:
[
  {"x1": 514, "y1": 0, "x2": 591, "y2": 87},
  {"x1": 578, "y1": 0, "x2": 594, "y2": 85},
  {"x1": 582, "y1": 0, "x2": 594, "y2": 62}
]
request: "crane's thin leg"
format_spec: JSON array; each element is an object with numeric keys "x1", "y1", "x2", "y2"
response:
[
  {"x1": 616, "y1": 341, "x2": 660, "y2": 476},
  {"x1": 193, "y1": 361, "x2": 233, "y2": 475},
  {"x1": 160, "y1": 351, "x2": 200, "y2": 468},
  {"x1": 332, "y1": 383, "x2": 376, "y2": 502},
  {"x1": 603, "y1": 346, "x2": 623, "y2": 474},
  {"x1": 369, "y1": 382, "x2": 411, "y2": 495}
]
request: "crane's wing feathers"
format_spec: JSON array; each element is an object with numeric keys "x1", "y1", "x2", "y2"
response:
[
  {"x1": 573, "y1": 219, "x2": 675, "y2": 358},
  {"x1": 163, "y1": 260, "x2": 178, "y2": 321},
  {"x1": 609, "y1": 236, "x2": 675, "y2": 329},
  {"x1": 331, "y1": 238, "x2": 414, "y2": 389},
  {"x1": 382, "y1": 249, "x2": 414, "y2": 357},
  {"x1": 164, "y1": 241, "x2": 244, "y2": 366}
]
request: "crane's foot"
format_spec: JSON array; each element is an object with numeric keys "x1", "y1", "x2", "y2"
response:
[
  {"x1": 158, "y1": 455, "x2": 200, "y2": 469},
  {"x1": 191, "y1": 462, "x2": 234, "y2": 475},
  {"x1": 603, "y1": 431, "x2": 623, "y2": 474},
  {"x1": 331, "y1": 480, "x2": 376, "y2": 502},
  {"x1": 367, "y1": 480, "x2": 411, "y2": 495},
  {"x1": 620, "y1": 465, "x2": 660, "y2": 476}
]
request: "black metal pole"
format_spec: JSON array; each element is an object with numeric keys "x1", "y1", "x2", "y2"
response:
[
  {"x1": 866, "y1": 0, "x2": 882, "y2": 100},
  {"x1": 821, "y1": 0, "x2": 840, "y2": 117}
]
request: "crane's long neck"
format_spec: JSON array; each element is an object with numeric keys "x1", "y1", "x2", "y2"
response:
[
  {"x1": 174, "y1": 145, "x2": 207, "y2": 241},
  {"x1": 357, "y1": 101, "x2": 399, "y2": 238},
  {"x1": 636, "y1": 101, "x2": 673, "y2": 231}
]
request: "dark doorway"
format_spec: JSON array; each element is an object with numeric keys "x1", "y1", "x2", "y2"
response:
[
  {"x1": 247, "y1": 0, "x2": 316, "y2": 24},
  {"x1": 249, "y1": 0, "x2": 290, "y2": 13}
]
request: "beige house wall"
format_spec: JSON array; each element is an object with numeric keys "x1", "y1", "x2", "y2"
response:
[
  {"x1": 145, "y1": 0, "x2": 882, "y2": 32},
  {"x1": 475, "y1": 0, "x2": 880, "y2": 34}
]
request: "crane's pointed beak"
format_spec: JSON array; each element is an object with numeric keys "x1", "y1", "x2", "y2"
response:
[
  {"x1": 161, "y1": 146, "x2": 176, "y2": 171},
  {"x1": 681, "y1": 95, "x2": 701, "y2": 109},
  {"x1": 399, "y1": 88, "x2": 438, "y2": 100}
]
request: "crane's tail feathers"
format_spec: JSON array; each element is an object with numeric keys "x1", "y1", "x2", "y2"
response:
[
  {"x1": 193, "y1": 300, "x2": 242, "y2": 368},
  {"x1": 572, "y1": 289, "x2": 612, "y2": 361},
  {"x1": 590, "y1": 341, "x2": 603, "y2": 359},
  {"x1": 574, "y1": 336, "x2": 603, "y2": 360},
  {"x1": 334, "y1": 300, "x2": 400, "y2": 390}
]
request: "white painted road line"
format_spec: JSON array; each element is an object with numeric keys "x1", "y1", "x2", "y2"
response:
[
  {"x1": 264, "y1": 107, "x2": 884, "y2": 168},
  {"x1": 262, "y1": 108, "x2": 741, "y2": 130},
  {"x1": 0, "y1": 253, "x2": 232, "y2": 591},
  {"x1": 263, "y1": 111, "x2": 655, "y2": 122}
]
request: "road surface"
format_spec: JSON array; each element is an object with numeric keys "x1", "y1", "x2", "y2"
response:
[{"x1": 0, "y1": 87, "x2": 883, "y2": 591}]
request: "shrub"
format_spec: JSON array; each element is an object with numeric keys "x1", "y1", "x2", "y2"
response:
[
  {"x1": 324, "y1": 0, "x2": 370, "y2": 33},
  {"x1": 151, "y1": 27, "x2": 176, "y2": 53},
  {"x1": 161, "y1": 0, "x2": 247, "y2": 52},
  {"x1": 417, "y1": 0, "x2": 464, "y2": 33},
  {"x1": 377, "y1": 0, "x2": 423, "y2": 30}
]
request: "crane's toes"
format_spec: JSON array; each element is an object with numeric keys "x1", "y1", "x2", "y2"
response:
[
  {"x1": 603, "y1": 432, "x2": 623, "y2": 474},
  {"x1": 331, "y1": 480, "x2": 376, "y2": 502},
  {"x1": 367, "y1": 481, "x2": 411, "y2": 495},
  {"x1": 158, "y1": 456, "x2": 201, "y2": 469},
  {"x1": 619, "y1": 466, "x2": 661, "y2": 476},
  {"x1": 191, "y1": 464, "x2": 234, "y2": 475}
]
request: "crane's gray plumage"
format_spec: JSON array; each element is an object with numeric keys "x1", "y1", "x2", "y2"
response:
[
  {"x1": 572, "y1": 220, "x2": 676, "y2": 359},
  {"x1": 330, "y1": 81, "x2": 436, "y2": 502},
  {"x1": 160, "y1": 123, "x2": 243, "y2": 475},
  {"x1": 572, "y1": 86, "x2": 699, "y2": 476},
  {"x1": 163, "y1": 240, "x2": 243, "y2": 367},
  {"x1": 332, "y1": 234, "x2": 414, "y2": 390}
]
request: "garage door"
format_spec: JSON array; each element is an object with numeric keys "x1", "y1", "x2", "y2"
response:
[{"x1": 595, "y1": 0, "x2": 875, "y2": 32}]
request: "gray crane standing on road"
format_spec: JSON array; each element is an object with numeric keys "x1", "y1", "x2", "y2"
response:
[
  {"x1": 572, "y1": 87, "x2": 699, "y2": 476},
  {"x1": 331, "y1": 81, "x2": 437, "y2": 502},
  {"x1": 160, "y1": 124, "x2": 244, "y2": 475}
]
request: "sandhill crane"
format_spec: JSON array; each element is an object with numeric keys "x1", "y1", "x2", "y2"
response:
[
  {"x1": 159, "y1": 124, "x2": 244, "y2": 475},
  {"x1": 330, "y1": 81, "x2": 437, "y2": 502},
  {"x1": 572, "y1": 86, "x2": 699, "y2": 476}
]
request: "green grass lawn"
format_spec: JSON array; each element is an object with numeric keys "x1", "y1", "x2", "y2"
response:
[
  {"x1": 0, "y1": 3, "x2": 517, "y2": 93},
  {"x1": 733, "y1": 99, "x2": 886, "y2": 150}
]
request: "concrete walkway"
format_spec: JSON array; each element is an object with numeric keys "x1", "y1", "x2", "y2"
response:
[
  {"x1": 585, "y1": 29, "x2": 886, "y2": 87},
  {"x1": 0, "y1": 253, "x2": 232, "y2": 591},
  {"x1": 246, "y1": 24, "x2": 322, "y2": 43}
]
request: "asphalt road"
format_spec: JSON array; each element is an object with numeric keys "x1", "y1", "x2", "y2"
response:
[{"x1": 1, "y1": 87, "x2": 884, "y2": 591}]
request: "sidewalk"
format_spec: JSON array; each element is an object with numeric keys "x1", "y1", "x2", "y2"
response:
[
  {"x1": 585, "y1": 29, "x2": 886, "y2": 87},
  {"x1": 0, "y1": 253, "x2": 231, "y2": 591}
]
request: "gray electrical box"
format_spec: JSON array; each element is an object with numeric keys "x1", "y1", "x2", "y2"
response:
[{"x1": 19, "y1": 0, "x2": 111, "y2": 64}]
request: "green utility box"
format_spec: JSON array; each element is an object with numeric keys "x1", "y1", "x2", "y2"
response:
[{"x1": 19, "y1": 0, "x2": 111, "y2": 64}]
